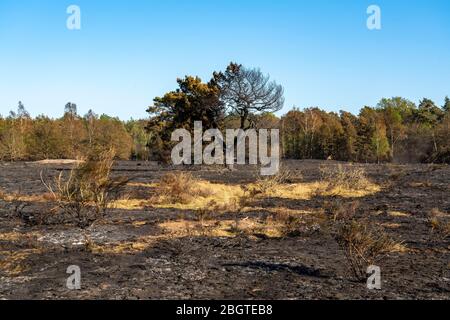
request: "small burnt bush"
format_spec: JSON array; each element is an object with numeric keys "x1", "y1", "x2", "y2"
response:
[
  {"x1": 42, "y1": 148, "x2": 129, "y2": 228},
  {"x1": 156, "y1": 172, "x2": 212, "y2": 204},
  {"x1": 247, "y1": 168, "x2": 295, "y2": 197},
  {"x1": 428, "y1": 208, "x2": 450, "y2": 240},
  {"x1": 321, "y1": 199, "x2": 401, "y2": 281},
  {"x1": 320, "y1": 164, "x2": 371, "y2": 191},
  {"x1": 274, "y1": 211, "x2": 325, "y2": 238},
  {"x1": 334, "y1": 218, "x2": 400, "y2": 281},
  {"x1": 323, "y1": 199, "x2": 360, "y2": 222}
]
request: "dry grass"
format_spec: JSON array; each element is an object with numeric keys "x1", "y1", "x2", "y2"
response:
[
  {"x1": 0, "y1": 229, "x2": 44, "y2": 276},
  {"x1": 0, "y1": 231, "x2": 40, "y2": 242},
  {"x1": 112, "y1": 198, "x2": 148, "y2": 210},
  {"x1": 243, "y1": 167, "x2": 375, "y2": 201},
  {"x1": 157, "y1": 206, "x2": 328, "y2": 240},
  {"x1": 381, "y1": 223, "x2": 402, "y2": 229},
  {"x1": 252, "y1": 180, "x2": 380, "y2": 201},
  {"x1": 153, "y1": 172, "x2": 244, "y2": 210},
  {"x1": 194, "y1": 201, "x2": 217, "y2": 223},
  {"x1": 156, "y1": 172, "x2": 212, "y2": 204},
  {"x1": 320, "y1": 164, "x2": 373, "y2": 191},
  {"x1": 323, "y1": 199, "x2": 360, "y2": 222},
  {"x1": 428, "y1": 208, "x2": 450, "y2": 240},
  {"x1": 86, "y1": 235, "x2": 163, "y2": 254},
  {"x1": 388, "y1": 211, "x2": 411, "y2": 218},
  {"x1": 245, "y1": 169, "x2": 295, "y2": 197},
  {"x1": 0, "y1": 193, "x2": 53, "y2": 204},
  {"x1": 159, "y1": 218, "x2": 284, "y2": 239},
  {"x1": 271, "y1": 210, "x2": 326, "y2": 237},
  {"x1": 0, "y1": 190, "x2": 31, "y2": 222},
  {"x1": 0, "y1": 248, "x2": 43, "y2": 276},
  {"x1": 114, "y1": 166, "x2": 380, "y2": 214}
]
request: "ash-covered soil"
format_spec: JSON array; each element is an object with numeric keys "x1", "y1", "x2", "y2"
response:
[{"x1": 0, "y1": 160, "x2": 449, "y2": 300}]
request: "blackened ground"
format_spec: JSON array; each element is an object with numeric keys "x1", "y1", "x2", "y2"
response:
[{"x1": 0, "y1": 160, "x2": 448, "y2": 299}]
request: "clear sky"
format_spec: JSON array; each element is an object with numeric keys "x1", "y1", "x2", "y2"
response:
[{"x1": 1, "y1": 0, "x2": 449, "y2": 119}]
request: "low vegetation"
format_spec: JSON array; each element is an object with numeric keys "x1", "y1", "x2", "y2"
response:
[
  {"x1": 275, "y1": 210, "x2": 325, "y2": 237},
  {"x1": 428, "y1": 208, "x2": 450, "y2": 240},
  {"x1": 41, "y1": 148, "x2": 130, "y2": 228},
  {"x1": 334, "y1": 218, "x2": 401, "y2": 281},
  {"x1": 322, "y1": 200, "x2": 403, "y2": 281},
  {"x1": 153, "y1": 172, "x2": 243, "y2": 210},
  {"x1": 155, "y1": 172, "x2": 213, "y2": 205},
  {"x1": 246, "y1": 168, "x2": 295, "y2": 197},
  {"x1": 0, "y1": 190, "x2": 32, "y2": 223},
  {"x1": 320, "y1": 164, "x2": 372, "y2": 191}
]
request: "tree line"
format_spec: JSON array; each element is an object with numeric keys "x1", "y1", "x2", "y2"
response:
[
  {"x1": 1, "y1": 63, "x2": 449, "y2": 164},
  {"x1": 0, "y1": 102, "x2": 149, "y2": 161},
  {"x1": 147, "y1": 63, "x2": 450, "y2": 164},
  {"x1": 281, "y1": 98, "x2": 449, "y2": 163}
]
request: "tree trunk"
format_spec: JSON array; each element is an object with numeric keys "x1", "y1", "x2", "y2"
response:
[{"x1": 240, "y1": 110, "x2": 249, "y2": 130}]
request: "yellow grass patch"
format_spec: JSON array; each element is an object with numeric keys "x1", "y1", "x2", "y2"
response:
[
  {"x1": 159, "y1": 218, "x2": 284, "y2": 239},
  {"x1": 127, "y1": 182, "x2": 157, "y2": 188},
  {"x1": 243, "y1": 207, "x2": 313, "y2": 216},
  {"x1": 257, "y1": 181, "x2": 381, "y2": 200},
  {"x1": 155, "y1": 180, "x2": 244, "y2": 210},
  {"x1": 409, "y1": 182, "x2": 432, "y2": 188},
  {"x1": 0, "y1": 232, "x2": 23, "y2": 242},
  {"x1": 0, "y1": 231, "x2": 41, "y2": 243},
  {"x1": 114, "y1": 180, "x2": 380, "y2": 213},
  {"x1": 112, "y1": 199, "x2": 148, "y2": 210},
  {"x1": 0, "y1": 249, "x2": 43, "y2": 276},
  {"x1": 389, "y1": 211, "x2": 411, "y2": 217},
  {"x1": 256, "y1": 182, "x2": 319, "y2": 200},
  {"x1": 321, "y1": 183, "x2": 381, "y2": 198},
  {"x1": 34, "y1": 159, "x2": 82, "y2": 165},
  {"x1": 113, "y1": 182, "x2": 244, "y2": 211},
  {"x1": 382, "y1": 223, "x2": 402, "y2": 229},
  {"x1": 390, "y1": 242, "x2": 409, "y2": 253},
  {"x1": 131, "y1": 221, "x2": 148, "y2": 227},
  {"x1": 88, "y1": 235, "x2": 164, "y2": 254},
  {"x1": 1, "y1": 193, "x2": 53, "y2": 203}
]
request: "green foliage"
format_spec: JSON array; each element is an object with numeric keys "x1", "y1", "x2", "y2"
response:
[
  {"x1": 444, "y1": 96, "x2": 450, "y2": 113},
  {"x1": 280, "y1": 96, "x2": 449, "y2": 164},
  {"x1": 146, "y1": 76, "x2": 225, "y2": 162},
  {"x1": 0, "y1": 104, "x2": 29, "y2": 161},
  {"x1": 92, "y1": 115, "x2": 133, "y2": 159},
  {"x1": 0, "y1": 103, "x2": 133, "y2": 161},
  {"x1": 125, "y1": 119, "x2": 151, "y2": 160},
  {"x1": 1, "y1": 93, "x2": 449, "y2": 164},
  {"x1": 376, "y1": 97, "x2": 415, "y2": 159},
  {"x1": 26, "y1": 116, "x2": 66, "y2": 160}
]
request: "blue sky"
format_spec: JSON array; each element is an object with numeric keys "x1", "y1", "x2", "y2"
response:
[{"x1": 1, "y1": 0, "x2": 449, "y2": 119}]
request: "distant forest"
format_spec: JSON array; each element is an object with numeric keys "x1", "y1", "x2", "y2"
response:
[{"x1": 1, "y1": 63, "x2": 449, "y2": 164}]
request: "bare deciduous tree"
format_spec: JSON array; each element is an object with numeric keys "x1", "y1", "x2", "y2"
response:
[{"x1": 213, "y1": 63, "x2": 284, "y2": 129}]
